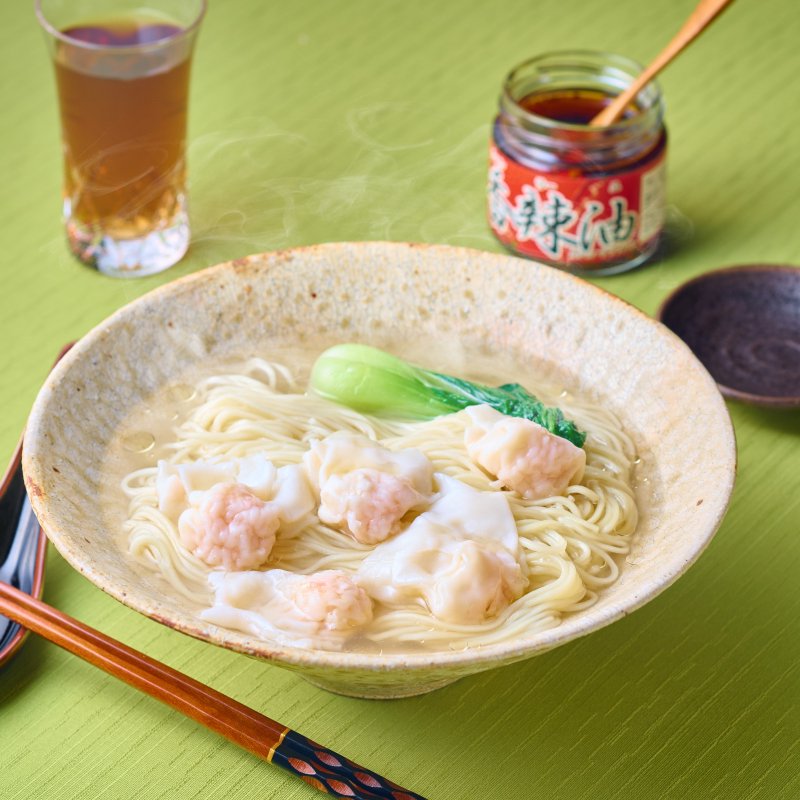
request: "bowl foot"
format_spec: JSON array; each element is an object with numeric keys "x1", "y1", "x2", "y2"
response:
[{"x1": 302, "y1": 674, "x2": 461, "y2": 699}]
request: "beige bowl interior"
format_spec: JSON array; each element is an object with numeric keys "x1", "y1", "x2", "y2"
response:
[{"x1": 23, "y1": 243, "x2": 736, "y2": 698}]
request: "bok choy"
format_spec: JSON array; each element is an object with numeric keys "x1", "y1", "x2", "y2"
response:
[{"x1": 310, "y1": 344, "x2": 586, "y2": 448}]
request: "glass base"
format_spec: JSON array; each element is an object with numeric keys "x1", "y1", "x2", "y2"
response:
[{"x1": 64, "y1": 198, "x2": 190, "y2": 278}]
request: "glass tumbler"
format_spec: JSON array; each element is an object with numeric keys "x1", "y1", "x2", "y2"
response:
[{"x1": 36, "y1": 0, "x2": 205, "y2": 277}]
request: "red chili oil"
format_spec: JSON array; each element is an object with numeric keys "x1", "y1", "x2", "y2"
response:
[
  {"x1": 518, "y1": 88, "x2": 639, "y2": 126},
  {"x1": 488, "y1": 52, "x2": 668, "y2": 275}
]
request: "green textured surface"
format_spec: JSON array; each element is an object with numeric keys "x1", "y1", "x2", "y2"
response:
[{"x1": 1, "y1": 0, "x2": 799, "y2": 798}]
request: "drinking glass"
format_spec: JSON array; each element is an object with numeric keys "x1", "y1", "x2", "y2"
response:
[{"x1": 36, "y1": 0, "x2": 205, "y2": 277}]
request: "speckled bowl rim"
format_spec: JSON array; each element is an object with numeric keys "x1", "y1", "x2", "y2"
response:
[
  {"x1": 656, "y1": 264, "x2": 800, "y2": 408},
  {"x1": 24, "y1": 242, "x2": 737, "y2": 674}
]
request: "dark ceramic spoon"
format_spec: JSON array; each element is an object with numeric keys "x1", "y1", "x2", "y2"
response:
[
  {"x1": 0, "y1": 439, "x2": 48, "y2": 665},
  {"x1": 0, "y1": 344, "x2": 72, "y2": 666},
  {"x1": 658, "y1": 264, "x2": 800, "y2": 407}
]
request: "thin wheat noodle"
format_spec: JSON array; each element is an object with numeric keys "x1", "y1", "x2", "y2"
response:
[{"x1": 121, "y1": 358, "x2": 638, "y2": 652}]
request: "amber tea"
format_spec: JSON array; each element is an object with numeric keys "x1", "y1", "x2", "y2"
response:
[
  {"x1": 56, "y1": 20, "x2": 189, "y2": 236},
  {"x1": 37, "y1": 1, "x2": 205, "y2": 277}
]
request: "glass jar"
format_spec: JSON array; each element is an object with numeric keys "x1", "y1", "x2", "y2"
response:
[{"x1": 488, "y1": 51, "x2": 667, "y2": 275}]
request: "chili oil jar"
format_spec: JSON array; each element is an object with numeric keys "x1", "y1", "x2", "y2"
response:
[{"x1": 488, "y1": 51, "x2": 667, "y2": 275}]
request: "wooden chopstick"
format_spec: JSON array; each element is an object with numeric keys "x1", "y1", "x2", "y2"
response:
[{"x1": 0, "y1": 582, "x2": 426, "y2": 800}]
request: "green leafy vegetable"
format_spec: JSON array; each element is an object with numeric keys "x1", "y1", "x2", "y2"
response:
[{"x1": 310, "y1": 344, "x2": 586, "y2": 447}]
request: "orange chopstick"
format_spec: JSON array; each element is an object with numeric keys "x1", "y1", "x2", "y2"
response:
[{"x1": 0, "y1": 582, "x2": 425, "y2": 799}]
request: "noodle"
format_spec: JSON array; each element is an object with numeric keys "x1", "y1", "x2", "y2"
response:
[{"x1": 120, "y1": 357, "x2": 638, "y2": 651}]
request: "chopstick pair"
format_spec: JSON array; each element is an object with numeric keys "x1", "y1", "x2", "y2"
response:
[{"x1": 0, "y1": 582, "x2": 426, "y2": 800}]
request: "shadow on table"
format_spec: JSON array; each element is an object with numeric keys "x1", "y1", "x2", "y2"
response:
[
  {"x1": 728, "y1": 400, "x2": 800, "y2": 437},
  {"x1": 350, "y1": 539, "x2": 798, "y2": 800}
]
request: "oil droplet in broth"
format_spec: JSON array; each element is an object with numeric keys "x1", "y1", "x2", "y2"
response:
[
  {"x1": 122, "y1": 431, "x2": 156, "y2": 453},
  {"x1": 165, "y1": 383, "x2": 196, "y2": 402}
]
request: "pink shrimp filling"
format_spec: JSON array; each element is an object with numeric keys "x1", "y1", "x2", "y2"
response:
[{"x1": 178, "y1": 482, "x2": 280, "y2": 570}]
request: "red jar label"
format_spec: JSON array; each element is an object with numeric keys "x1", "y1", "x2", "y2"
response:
[{"x1": 488, "y1": 142, "x2": 666, "y2": 268}]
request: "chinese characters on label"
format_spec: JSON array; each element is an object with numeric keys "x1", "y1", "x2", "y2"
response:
[{"x1": 488, "y1": 145, "x2": 665, "y2": 268}]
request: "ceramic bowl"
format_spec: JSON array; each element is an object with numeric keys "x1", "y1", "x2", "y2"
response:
[{"x1": 23, "y1": 243, "x2": 736, "y2": 698}]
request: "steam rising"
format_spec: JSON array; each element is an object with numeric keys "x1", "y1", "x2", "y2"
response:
[{"x1": 188, "y1": 105, "x2": 496, "y2": 256}]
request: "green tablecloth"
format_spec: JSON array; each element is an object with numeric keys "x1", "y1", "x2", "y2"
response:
[{"x1": 1, "y1": 1, "x2": 798, "y2": 797}]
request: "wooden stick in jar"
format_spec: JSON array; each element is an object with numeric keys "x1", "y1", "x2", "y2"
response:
[{"x1": 591, "y1": 0, "x2": 735, "y2": 127}]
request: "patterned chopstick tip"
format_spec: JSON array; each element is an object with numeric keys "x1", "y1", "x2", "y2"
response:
[{"x1": 274, "y1": 730, "x2": 427, "y2": 798}]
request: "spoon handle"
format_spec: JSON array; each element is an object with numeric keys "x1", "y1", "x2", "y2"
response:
[
  {"x1": 0, "y1": 582, "x2": 426, "y2": 800},
  {"x1": 591, "y1": 0, "x2": 735, "y2": 126}
]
